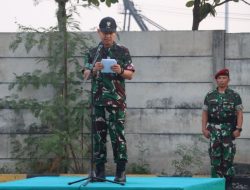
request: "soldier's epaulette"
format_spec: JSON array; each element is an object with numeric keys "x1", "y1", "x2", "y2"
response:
[
  {"x1": 226, "y1": 88, "x2": 240, "y2": 96},
  {"x1": 226, "y1": 88, "x2": 234, "y2": 92},
  {"x1": 207, "y1": 89, "x2": 216, "y2": 96},
  {"x1": 116, "y1": 43, "x2": 128, "y2": 51}
]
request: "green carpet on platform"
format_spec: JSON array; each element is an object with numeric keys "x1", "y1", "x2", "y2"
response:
[{"x1": 0, "y1": 176, "x2": 225, "y2": 190}]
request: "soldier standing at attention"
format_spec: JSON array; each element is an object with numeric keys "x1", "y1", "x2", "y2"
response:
[
  {"x1": 83, "y1": 17, "x2": 135, "y2": 183},
  {"x1": 202, "y1": 68, "x2": 243, "y2": 190}
]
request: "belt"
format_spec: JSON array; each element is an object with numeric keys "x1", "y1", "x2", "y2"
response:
[
  {"x1": 209, "y1": 122, "x2": 233, "y2": 125},
  {"x1": 208, "y1": 123, "x2": 235, "y2": 130}
]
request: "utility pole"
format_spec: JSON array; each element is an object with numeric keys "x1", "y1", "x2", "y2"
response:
[{"x1": 225, "y1": 2, "x2": 229, "y2": 32}]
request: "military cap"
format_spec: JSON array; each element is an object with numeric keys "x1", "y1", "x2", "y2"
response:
[
  {"x1": 99, "y1": 17, "x2": 117, "y2": 33},
  {"x1": 215, "y1": 68, "x2": 230, "y2": 79}
]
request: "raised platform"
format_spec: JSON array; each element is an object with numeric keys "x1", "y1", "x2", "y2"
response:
[{"x1": 0, "y1": 176, "x2": 225, "y2": 190}]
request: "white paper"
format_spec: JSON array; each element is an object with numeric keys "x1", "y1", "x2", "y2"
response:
[{"x1": 101, "y1": 59, "x2": 117, "y2": 73}]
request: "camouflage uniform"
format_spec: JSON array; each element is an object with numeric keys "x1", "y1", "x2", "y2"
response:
[
  {"x1": 203, "y1": 88, "x2": 243, "y2": 180},
  {"x1": 84, "y1": 42, "x2": 135, "y2": 165}
]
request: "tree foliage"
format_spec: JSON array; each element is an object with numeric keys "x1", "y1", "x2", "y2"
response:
[
  {"x1": 171, "y1": 137, "x2": 207, "y2": 176},
  {"x1": 5, "y1": 21, "x2": 90, "y2": 174},
  {"x1": 34, "y1": 0, "x2": 118, "y2": 7},
  {"x1": 186, "y1": 0, "x2": 250, "y2": 30}
]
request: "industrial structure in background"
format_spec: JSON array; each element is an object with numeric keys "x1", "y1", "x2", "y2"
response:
[{"x1": 122, "y1": 0, "x2": 167, "y2": 31}]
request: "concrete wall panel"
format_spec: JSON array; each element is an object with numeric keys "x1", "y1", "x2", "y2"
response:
[
  {"x1": 0, "y1": 32, "x2": 214, "y2": 58},
  {"x1": 0, "y1": 84, "x2": 55, "y2": 100},
  {"x1": 0, "y1": 110, "x2": 39, "y2": 133},
  {"x1": 231, "y1": 86, "x2": 250, "y2": 112},
  {"x1": 126, "y1": 109, "x2": 250, "y2": 138},
  {"x1": 0, "y1": 33, "x2": 47, "y2": 58},
  {"x1": 126, "y1": 109, "x2": 201, "y2": 134},
  {"x1": 226, "y1": 59, "x2": 250, "y2": 85},
  {"x1": 0, "y1": 58, "x2": 48, "y2": 82},
  {"x1": 226, "y1": 33, "x2": 250, "y2": 59},
  {"x1": 118, "y1": 31, "x2": 213, "y2": 57},
  {"x1": 0, "y1": 135, "x2": 10, "y2": 159},
  {"x1": 234, "y1": 138, "x2": 250, "y2": 163},
  {"x1": 0, "y1": 57, "x2": 84, "y2": 82},
  {"x1": 126, "y1": 83, "x2": 212, "y2": 109},
  {"x1": 132, "y1": 57, "x2": 213, "y2": 83},
  {"x1": 124, "y1": 134, "x2": 210, "y2": 174}
]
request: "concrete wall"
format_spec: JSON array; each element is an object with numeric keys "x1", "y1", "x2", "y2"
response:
[{"x1": 0, "y1": 31, "x2": 250, "y2": 175}]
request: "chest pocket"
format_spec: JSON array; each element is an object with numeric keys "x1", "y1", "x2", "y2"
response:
[
  {"x1": 223, "y1": 101, "x2": 234, "y2": 112},
  {"x1": 208, "y1": 100, "x2": 218, "y2": 113}
]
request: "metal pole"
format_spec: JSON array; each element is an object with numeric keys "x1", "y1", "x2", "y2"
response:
[{"x1": 225, "y1": 2, "x2": 229, "y2": 32}]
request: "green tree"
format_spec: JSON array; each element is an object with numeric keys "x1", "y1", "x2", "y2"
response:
[
  {"x1": 0, "y1": 0, "x2": 118, "y2": 174},
  {"x1": 186, "y1": 0, "x2": 250, "y2": 30}
]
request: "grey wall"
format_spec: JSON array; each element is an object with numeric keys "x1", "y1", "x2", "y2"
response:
[{"x1": 0, "y1": 31, "x2": 249, "y2": 175}]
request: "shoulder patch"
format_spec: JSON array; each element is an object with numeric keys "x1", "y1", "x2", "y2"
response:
[{"x1": 207, "y1": 89, "x2": 215, "y2": 96}]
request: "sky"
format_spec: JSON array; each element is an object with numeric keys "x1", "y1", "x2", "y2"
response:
[{"x1": 0, "y1": 0, "x2": 250, "y2": 33}]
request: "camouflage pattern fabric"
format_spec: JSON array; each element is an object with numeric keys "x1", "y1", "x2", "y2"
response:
[
  {"x1": 203, "y1": 88, "x2": 243, "y2": 125},
  {"x1": 94, "y1": 106, "x2": 127, "y2": 164},
  {"x1": 84, "y1": 42, "x2": 135, "y2": 108},
  {"x1": 207, "y1": 123, "x2": 236, "y2": 178},
  {"x1": 203, "y1": 88, "x2": 243, "y2": 179},
  {"x1": 84, "y1": 42, "x2": 134, "y2": 164}
]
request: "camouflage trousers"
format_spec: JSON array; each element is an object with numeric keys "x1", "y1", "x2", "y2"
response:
[
  {"x1": 207, "y1": 123, "x2": 236, "y2": 179},
  {"x1": 93, "y1": 106, "x2": 127, "y2": 165}
]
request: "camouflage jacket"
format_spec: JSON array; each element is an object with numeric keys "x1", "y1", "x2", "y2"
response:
[
  {"x1": 203, "y1": 88, "x2": 243, "y2": 125},
  {"x1": 84, "y1": 42, "x2": 135, "y2": 108}
]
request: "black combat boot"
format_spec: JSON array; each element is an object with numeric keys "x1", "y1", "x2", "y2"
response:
[
  {"x1": 114, "y1": 161, "x2": 126, "y2": 183},
  {"x1": 94, "y1": 163, "x2": 106, "y2": 182},
  {"x1": 225, "y1": 177, "x2": 233, "y2": 190}
]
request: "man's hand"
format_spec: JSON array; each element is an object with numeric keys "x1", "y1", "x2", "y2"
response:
[
  {"x1": 94, "y1": 62, "x2": 104, "y2": 71},
  {"x1": 83, "y1": 62, "x2": 103, "y2": 80},
  {"x1": 202, "y1": 128, "x2": 210, "y2": 139},
  {"x1": 233, "y1": 130, "x2": 241, "y2": 138},
  {"x1": 111, "y1": 64, "x2": 122, "y2": 74}
]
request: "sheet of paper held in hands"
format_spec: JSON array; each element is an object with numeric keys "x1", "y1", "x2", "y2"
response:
[{"x1": 101, "y1": 59, "x2": 117, "y2": 73}]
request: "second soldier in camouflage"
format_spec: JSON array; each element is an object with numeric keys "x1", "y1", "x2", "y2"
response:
[{"x1": 202, "y1": 68, "x2": 243, "y2": 190}]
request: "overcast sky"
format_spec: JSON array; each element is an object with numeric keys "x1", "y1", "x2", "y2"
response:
[{"x1": 0, "y1": 0, "x2": 250, "y2": 33}]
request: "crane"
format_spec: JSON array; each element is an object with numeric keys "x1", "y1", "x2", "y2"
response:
[{"x1": 122, "y1": 0, "x2": 167, "y2": 31}]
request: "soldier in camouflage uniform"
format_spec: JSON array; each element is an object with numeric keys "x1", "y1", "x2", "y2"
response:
[
  {"x1": 83, "y1": 17, "x2": 135, "y2": 183},
  {"x1": 202, "y1": 68, "x2": 243, "y2": 190}
]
